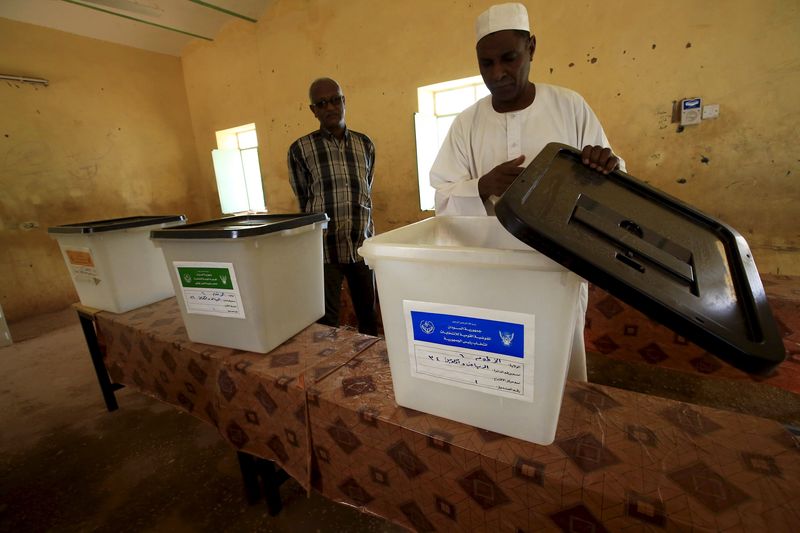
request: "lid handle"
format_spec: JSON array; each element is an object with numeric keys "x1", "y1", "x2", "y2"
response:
[{"x1": 571, "y1": 195, "x2": 696, "y2": 285}]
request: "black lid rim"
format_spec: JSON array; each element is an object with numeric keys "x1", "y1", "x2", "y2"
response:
[
  {"x1": 495, "y1": 142, "x2": 786, "y2": 374},
  {"x1": 150, "y1": 213, "x2": 329, "y2": 239},
  {"x1": 48, "y1": 215, "x2": 186, "y2": 234}
]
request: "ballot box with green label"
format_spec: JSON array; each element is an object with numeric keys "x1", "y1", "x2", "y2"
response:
[
  {"x1": 48, "y1": 215, "x2": 187, "y2": 313},
  {"x1": 359, "y1": 216, "x2": 582, "y2": 445},
  {"x1": 151, "y1": 214, "x2": 328, "y2": 353}
]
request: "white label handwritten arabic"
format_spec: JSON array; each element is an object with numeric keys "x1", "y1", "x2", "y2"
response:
[
  {"x1": 174, "y1": 261, "x2": 246, "y2": 319},
  {"x1": 184, "y1": 289, "x2": 243, "y2": 316},
  {"x1": 414, "y1": 346, "x2": 525, "y2": 395},
  {"x1": 403, "y1": 300, "x2": 535, "y2": 402}
]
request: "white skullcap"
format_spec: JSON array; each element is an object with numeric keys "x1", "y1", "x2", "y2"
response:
[{"x1": 475, "y1": 3, "x2": 530, "y2": 43}]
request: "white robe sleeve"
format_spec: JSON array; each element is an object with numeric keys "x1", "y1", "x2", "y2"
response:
[
  {"x1": 576, "y1": 97, "x2": 626, "y2": 173},
  {"x1": 429, "y1": 116, "x2": 487, "y2": 216}
]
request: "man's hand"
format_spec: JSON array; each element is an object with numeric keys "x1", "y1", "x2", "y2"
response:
[
  {"x1": 478, "y1": 155, "x2": 526, "y2": 200},
  {"x1": 581, "y1": 145, "x2": 619, "y2": 174}
]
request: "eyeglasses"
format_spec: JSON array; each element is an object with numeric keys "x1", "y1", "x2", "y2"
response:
[{"x1": 312, "y1": 95, "x2": 344, "y2": 110}]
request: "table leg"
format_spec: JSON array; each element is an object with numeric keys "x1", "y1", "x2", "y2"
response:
[
  {"x1": 236, "y1": 451, "x2": 289, "y2": 516},
  {"x1": 256, "y1": 458, "x2": 289, "y2": 516},
  {"x1": 236, "y1": 451, "x2": 262, "y2": 505},
  {"x1": 77, "y1": 311, "x2": 123, "y2": 412}
]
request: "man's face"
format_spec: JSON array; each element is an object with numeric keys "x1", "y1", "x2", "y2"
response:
[
  {"x1": 309, "y1": 80, "x2": 345, "y2": 131},
  {"x1": 476, "y1": 30, "x2": 534, "y2": 106}
]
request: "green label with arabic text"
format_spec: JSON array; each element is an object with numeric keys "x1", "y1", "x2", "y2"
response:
[{"x1": 176, "y1": 267, "x2": 233, "y2": 290}]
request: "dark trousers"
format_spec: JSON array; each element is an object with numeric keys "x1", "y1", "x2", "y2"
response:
[{"x1": 320, "y1": 261, "x2": 378, "y2": 336}]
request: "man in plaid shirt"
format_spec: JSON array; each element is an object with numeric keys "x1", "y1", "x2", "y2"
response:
[{"x1": 288, "y1": 77, "x2": 378, "y2": 335}]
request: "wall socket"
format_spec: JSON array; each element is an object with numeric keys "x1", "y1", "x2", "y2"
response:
[{"x1": 702, "y1": 104, "x2": 720, "y2": 119}]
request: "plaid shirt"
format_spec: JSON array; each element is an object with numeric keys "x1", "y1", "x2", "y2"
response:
[{"x1": 288, "y1": 128, "x2": 375, "y2": 264}]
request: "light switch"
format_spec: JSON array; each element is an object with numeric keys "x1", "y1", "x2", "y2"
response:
[{"x1": 680, "y1": 98, "x2": 702, "y2": 126}]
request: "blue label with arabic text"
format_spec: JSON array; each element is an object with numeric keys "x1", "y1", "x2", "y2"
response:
[{"x1": 410, "y1": 311, "x2": 524, "y2": 358}]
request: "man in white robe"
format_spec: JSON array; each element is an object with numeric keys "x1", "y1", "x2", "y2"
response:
[{"x1": 430, "y1": 2, "x2": 626, "y2": 380}]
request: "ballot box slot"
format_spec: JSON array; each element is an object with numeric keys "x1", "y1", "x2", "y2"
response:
[{"x1": 569, "y1": 195, "x2": 698, "y2": 294}]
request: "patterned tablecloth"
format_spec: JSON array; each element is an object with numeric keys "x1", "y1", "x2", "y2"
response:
[
  {"x1": 97, "y1": 297, "x2": 377, "y2": 490},
  {"x1": 311, "y1": 341, "x2": 800, "y2": 532},
  {"x1": 585, "y1": 274, "x2": 800, "y2": 393},
  {"x1": 96, "y1": 297, "x2": 800, "y2": 531}
]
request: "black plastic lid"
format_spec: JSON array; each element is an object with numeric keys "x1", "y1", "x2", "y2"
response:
[
  {"x1": 495, "y1": 143, "x2": 786, "y2": 374},
  {"x1": 150, "y1": 213, "x2": 328, "y2": 239},
  {"x1": 48, "y1": 215, "x2": 186, "y2": 234}
]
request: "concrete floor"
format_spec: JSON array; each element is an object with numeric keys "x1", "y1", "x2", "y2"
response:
[
  {"x1": 0, "y1": 308, "x2": 404, "y2": 532},
  {"x1": 1, "y1": 307, "x2": 798, "y2": 532}
]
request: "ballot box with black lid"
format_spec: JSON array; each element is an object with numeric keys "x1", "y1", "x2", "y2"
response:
[
  {"x1": 48, "y1": 215, "x2": 187, "y2": 313},
  {"x1": 495, "y1": 142, "x2": 786, "y2": 374},
  {"x1": 359, "y1": 215, "x2": 584, "y2": 445},
  {"x1": 150, "y1": 213, "x2": 328, "y2": 353}
]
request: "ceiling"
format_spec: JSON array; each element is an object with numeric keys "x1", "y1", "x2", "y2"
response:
[{"x1": 0, "y1": 0, "x2": 271, "y2": 56}]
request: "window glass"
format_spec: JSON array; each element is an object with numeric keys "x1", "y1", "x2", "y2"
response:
[
  {"x1": 415, "y1": 77, "x2": 488, "y2": 211},
  {"x1": 475, "y1": 84, "x2": 491, "y2": 100},
  {"x1": 240, "y1": 148, "x2": 266, "y2": 211},
  {"x1": 237, "y1": 129, "x2": 258, "y2": 150},
  {"x1": 213, "y1": 124, "x2": 266, "y2": 214},
  {"x1": 434, "y1": 86, "x2": 476, "y2": 116}
]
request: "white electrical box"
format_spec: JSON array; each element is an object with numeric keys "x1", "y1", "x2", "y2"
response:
[
  {"x1": 680, "y1": 98, "x2": 703, "y2": 125},
  {"x1": 702, "y1": 104, "x2": 720, "y2": 119}
]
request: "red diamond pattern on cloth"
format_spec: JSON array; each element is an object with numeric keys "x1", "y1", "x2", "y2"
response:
[
  {"x1": 660, "y1": 405, "x2": 723, "y2": 436},
  {"x1": 667, "y1": 461, "x2": 750, "y2": 512},
  {"x1": 638, "y1": 342, "x2": 669, "y2": 364},
  {"x1": 549, "y1": 504, "x2": 609, "y2": 533},
  {"x1": 596, "y1": 295, "x2": 625, "y2": 319},
  {"x1": 458, "y1": 468, "x2": 511, "y2": 510},
  {"x1": 556, "y1": 432, "x2": 621, "y2": 473},
  {"x1": 593, "y1": 334, "x2": 619, "y2": 355}
]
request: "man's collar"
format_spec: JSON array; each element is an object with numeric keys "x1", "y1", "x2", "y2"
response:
[{"x1": 319, "y1": 125, "x2": 349, "y2": 140}]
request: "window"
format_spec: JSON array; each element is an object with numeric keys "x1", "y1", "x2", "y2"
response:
[
  {"x1": 414, "y1": 76, "x2": 490, "y2": 211},
  {"x1": 212, "y1": 123, "x2": 266, "y2": 214}
]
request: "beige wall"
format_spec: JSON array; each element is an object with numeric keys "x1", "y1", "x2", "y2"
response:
[
  {"x1": 182, "y1": 0, "x2": 799, "y2": 275},
  {"x1": 3, "y1": 1, "x2": 798, "y2": 319},
  {"x1": 0, "y1": 18, "x2": 210, "y2": 321}
]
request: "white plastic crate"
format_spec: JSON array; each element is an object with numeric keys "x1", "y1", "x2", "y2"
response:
[
  {"x1": 151, "y1": 214, "x2": 327, "y2": 353},
  {"x1": 359, "y1": 216, "x2": 581, "y2": 445},
  {"x1": 49, "y1": 216, "x2": 186, "y2": 313}
]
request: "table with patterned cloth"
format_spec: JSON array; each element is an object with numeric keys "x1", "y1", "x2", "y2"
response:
[
  {"x1": 310, "y1": 340, "x2": 800, "y2": 532},
  {"x1": 89, "y1": 296, "x2": 800, "y2": 531},
  {"x1": 585, "y1": 274, "x2": 800, "y2": 394},
  {"x1": 96, "y1": 297, "x2": 378, "y2": 490}
]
